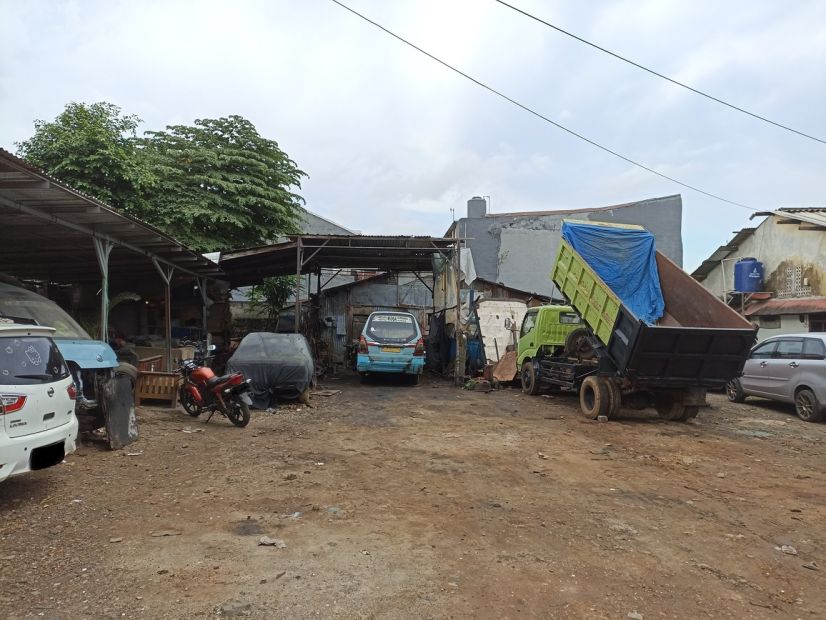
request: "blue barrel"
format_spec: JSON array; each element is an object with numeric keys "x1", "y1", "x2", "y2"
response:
[{"x1": 734, "y1": 258, "x2": 764, "y2": 292}]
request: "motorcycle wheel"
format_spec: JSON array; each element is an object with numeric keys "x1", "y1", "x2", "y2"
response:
[
  {"x1": 180, "y1": 387, "x2": 203, "y2": 417},
  {"x1": 227, "y1": 400, "x2": 251, "y2": 428}
]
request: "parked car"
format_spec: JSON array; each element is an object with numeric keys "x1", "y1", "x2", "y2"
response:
[
  {"x1": 0, "y1": 323, "x2": 79, "y2": 482},
  {"x1": 0, "y1": 281, "x2": 136, "y2": 448},
  {"x1": 226, "y1": 332, "x2": 315, "y2": 408},
  {"x1": 356, "y1": 311, "x2": 425, "y2": 383},
  {"x1": 726, "y1": 333, "x2": 826, "y2": 422}
]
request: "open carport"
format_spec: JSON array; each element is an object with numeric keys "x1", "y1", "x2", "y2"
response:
[{"x1": 0, "y1": 148, "x2": 225, "y2": 369}]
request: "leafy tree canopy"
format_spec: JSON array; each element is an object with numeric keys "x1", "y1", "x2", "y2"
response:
[
  {"x1": 140, "y1": 115, "x2": 306, "y2": 252},
  {"x1": 16, "y1": 102, "x2": 151, "y2": 212},
  {"x1": 17, "y1": 104, "x2": 306, "y2": 253}
]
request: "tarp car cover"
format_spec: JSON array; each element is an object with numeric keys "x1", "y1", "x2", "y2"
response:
[
  {"x1": 226, "y1": 333, "x2": 314, "y2": 409},
  {"x1": 561, "y1": 221, "x2": 665, "y2": 325}
]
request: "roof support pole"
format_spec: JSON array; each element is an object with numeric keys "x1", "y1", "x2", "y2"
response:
[
  {"x1": 153, "y1": 259, "x2": 175, "y2": 371},
  {"x1": 197, "y1": 278, "x2": 210, "y2": 348},
  {"x1": 93, "y1": 238, "x2": 114, "y2": 342},
  {"x1": 454, "y1": 240, "x2": 463, "y2": 386},
  {"x1": 294, "y1": 237, "x2": 303, "y2": 333}
]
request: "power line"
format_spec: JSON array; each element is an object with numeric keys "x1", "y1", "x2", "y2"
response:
[
  {"x1": 330, "y1": 0, "x2": 757, "y2": 212},
  {"x1": 495, "y1": 0, "x2": 826, "y2": 145}
]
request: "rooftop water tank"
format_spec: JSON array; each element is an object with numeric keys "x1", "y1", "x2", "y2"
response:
[{"x1": 734, "y1": 257, "x2": 763, "y2": 292}]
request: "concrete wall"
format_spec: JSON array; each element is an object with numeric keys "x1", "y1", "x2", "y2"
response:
[
  {"x1": 454, "y1": 195, "x2": 683, "y2": 297},
  {"x1": 701, "y1": 216, "x2": 826, "y2": 300},
  {"x1": 753, "y1": 314, "x2": 809, "y2": 342}
]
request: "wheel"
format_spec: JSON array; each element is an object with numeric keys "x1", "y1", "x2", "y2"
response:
[
  {"x1": 359, "y1": 372, "x2": 367, "y2": 384},
  {"x1": 726, "y1": 378, "x2": 746, "y2": 403},
  {"x1": 115, "y1": 362, "x2": 138, "y2": 385},
  {"x1": 795, "y1": 388, "x2": 825, "y2": 422},
  {"x1": 227, "y1": 400, "x2": 251, "y2": 427},
  {"x1": 408, "y1": 373, "x2": 421, "y2": 386},
  {"x1": 579, "y1": 375, "x2": 610, "y2": 419},
  {"x1": 299, "y1": 388, "x2": 311, "y2": 405},
  {"x1": 655, "y1": 394, "x2": 697, "y2": 422},
  {"x1": 180, "y1": 386, "x2": 202, "y2": 417},
  {"x1": 564, "y1": 328, "x2": 594, "y2": 360},
  {"x1": 604, "y1": 379, "x2": 621, "y2": 419},
  {"x1": 521, "y1": 361, "x2": 541, "y2": 395}
]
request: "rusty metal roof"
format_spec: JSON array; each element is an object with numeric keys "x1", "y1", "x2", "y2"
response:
[
  {"x1": 220, "y1": 235, "x2": 455, "y2": 287},
  {"x1": 750, "y1": 207, "x2": 826, "y2": 229},
  {"x1": 691, "y1": 227, "x2": 759, "y2": 282},
  {"x1": 744, "y1": 297, "x2": 826, "y2": 316},
  {"x1": 0, "y1": 149, "x2": 224, "y2": 283}
]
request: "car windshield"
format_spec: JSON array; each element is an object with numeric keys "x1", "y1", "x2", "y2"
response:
[
  {"x1": 0, "y1": 336, "x2": 70, "y2": 385},
  {"x1": 365, "y1": 313, "x2": 419, "y2": 344},
  {"x1": 0, "y1": 285, "x2": 90, "y2": 340}
]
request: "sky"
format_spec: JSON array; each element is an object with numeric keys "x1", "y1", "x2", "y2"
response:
[{"x1": 1, "y1": 0, "x2": 824, "y2": 271}]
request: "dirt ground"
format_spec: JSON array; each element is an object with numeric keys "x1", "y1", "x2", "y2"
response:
[{"x1": 1, "y1": 373, "x2": 825, "y2": 619}]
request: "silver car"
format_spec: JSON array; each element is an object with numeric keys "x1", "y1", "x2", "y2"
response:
[{"x1": 726, "y1": 333, "x2": 826, "y2": 422}]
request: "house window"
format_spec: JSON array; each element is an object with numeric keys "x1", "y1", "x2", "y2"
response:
[
  {"x1": 758, "y1": 315, "x2": 780, "y2": 329},
  {"x1": 810, "y1": 313, "x2": 826, "y2": 333}
]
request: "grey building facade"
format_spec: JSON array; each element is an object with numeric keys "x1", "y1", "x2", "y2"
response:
[{"x1": 446, "y1": 195, "x2": 683, "y2": 297}]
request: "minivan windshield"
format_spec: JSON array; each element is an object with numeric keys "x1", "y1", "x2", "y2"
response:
[
  {"x1": 365, "y1": 313, "x2": 419, "y2": 344},
  {"x1": 0, "y1": 336, "x2": 70, "y2": 385},
  {"x1": 0, "y1": 283, "x2": 90, "y2": 340}
]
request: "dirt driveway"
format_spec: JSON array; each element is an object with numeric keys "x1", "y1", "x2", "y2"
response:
[{"x1": 1, "y1": 374, "x2": 825, "y2": 619}]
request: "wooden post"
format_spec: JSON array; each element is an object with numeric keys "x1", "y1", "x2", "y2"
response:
[
  {"x1": 294, "y1": 237, "x2": 302, "y2": 333},
  {"x1": 153, "y1": 259, "x2": 175, "y2": 371},
  {"x1": 454, "y1": 239, "x2": 463, "y2": 386}
]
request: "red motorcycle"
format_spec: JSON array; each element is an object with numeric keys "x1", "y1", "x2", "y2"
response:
[{"x1": 178, "y1": 357, "x2": 253, "y2": 427}]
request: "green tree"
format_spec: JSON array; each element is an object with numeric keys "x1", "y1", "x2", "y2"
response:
[
  {"x1": 15, "y1": 102, "x2": 152, "y2": 212},
  {"x1": 141, "y1": 115, "x2": 306, "y2": 251},
  {"x1": 246, "y1": 276, "x2": 298, "y2": 330}
]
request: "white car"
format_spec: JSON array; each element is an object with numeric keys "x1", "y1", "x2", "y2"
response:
[{"x1": 0, "y1": 323, "x2": 78, "y2": 482}]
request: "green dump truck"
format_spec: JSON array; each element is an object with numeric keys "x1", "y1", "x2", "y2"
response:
[{"x1": 536, "y1": 220, "x2": 756, "y2": 421}]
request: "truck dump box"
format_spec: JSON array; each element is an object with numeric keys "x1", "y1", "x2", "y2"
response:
[{"x1": 551, "y1": 222, "x2": 755, "y2": 388}]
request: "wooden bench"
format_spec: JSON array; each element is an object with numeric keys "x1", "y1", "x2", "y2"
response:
[
  {"x1": 137, "y1": 355, "x2": 164, "y2": 373},
  {"x1": 135, "y1": 371, "x2": 180, "y2": 408}
]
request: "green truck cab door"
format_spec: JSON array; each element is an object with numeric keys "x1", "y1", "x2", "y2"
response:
[{"x1": 518, "y1": 309, "x2": 539, "y2": 363}]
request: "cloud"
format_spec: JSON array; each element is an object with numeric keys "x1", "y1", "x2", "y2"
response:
[{"x1": 0, "y1": 0, "x2": 824, "y2": 269}]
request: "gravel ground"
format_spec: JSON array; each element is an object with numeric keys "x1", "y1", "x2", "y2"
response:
[{"x1": 1, "y1": 373, "x2": 824, "y2": 619}]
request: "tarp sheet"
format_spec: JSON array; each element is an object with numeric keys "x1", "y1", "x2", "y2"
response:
[
  {"x1": 561, "y1": 222, "x2": 665, "y2": 325},
  {"x1": 226, "y1": 333, "x2": 314, "y2": 409}
]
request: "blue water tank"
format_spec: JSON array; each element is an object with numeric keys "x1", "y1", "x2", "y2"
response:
[{"x1": 734, "y1": 258, "x2": 764, "y2": 292}]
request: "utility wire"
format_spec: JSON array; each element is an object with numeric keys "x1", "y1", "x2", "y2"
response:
[
  {"x1": 495, "y1": 0, "x2": 825, "y2": 145},
  {"x1": 330, "y1": 0, "x2": 757, "y2": 212}
]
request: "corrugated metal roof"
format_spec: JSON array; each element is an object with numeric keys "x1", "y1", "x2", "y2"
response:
[
  {"x1": 0, "y1": 148, "x2": 224, "y2": 282},
  {"x1": 744, "y1": 297, "x2": 826, "y2": 316},
  {"x1": 691, "y1": 227, "x2": 758, "y2": 281}
]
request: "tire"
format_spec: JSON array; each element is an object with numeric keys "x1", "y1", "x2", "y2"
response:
[
  {"x1": 604, "y1": 379, "x2": 621, "y2": 419},
  {"x1": 726, "y1": 378, "x2": 746, "y2": 403},
  {"x1": 299, "y1": 388, "x2": 311, "y2": 405},
  {"x1": 655, "y1": 394, "x2": 697, "y2": 422},
  {"x1": 227, "y1": 400, "x2": 251, "y2": 428},
  {"x1": 409, "y1": 373, "x2": 421, "y2": 386},
  {"x1": 115, "y1": 362, "x2": 138, "y2": 385},
  {"x1": 521, "y1": 361, "x2": 541, "y2": 395},
  {"x1": 795, "y1": 388, "x2": 825, "y2": 423},
  {"x1": 564, "y1": 328, "x2": 594, "y2": 360},
  {"x1": 579, "y1": 375, "x2": 610, "y2": 419},
  {"x1": 180, "y1": 386, "x2": 202, "y2": 417}
]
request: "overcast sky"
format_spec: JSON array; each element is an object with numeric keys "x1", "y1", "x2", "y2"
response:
[{"x1": 1, "y1": 0, "x2": 824, "y2": 269}]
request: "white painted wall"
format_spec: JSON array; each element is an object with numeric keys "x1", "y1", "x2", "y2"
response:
[{"x1": 754, "y1": 314, "x2": 809, "y2": 342}]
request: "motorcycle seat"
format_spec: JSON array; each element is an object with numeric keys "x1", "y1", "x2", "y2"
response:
[{"x1": 207, "y1": 373, "x2": 235, "y2": 387}]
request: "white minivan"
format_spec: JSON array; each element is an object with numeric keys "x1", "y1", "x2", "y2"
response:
[{"x1": 0, "y1": 323, "x2": 78, "y2": 482}]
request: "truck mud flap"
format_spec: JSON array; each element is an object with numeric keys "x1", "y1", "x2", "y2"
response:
[{"x1": 102, "y1": 373, "x2": 139, "y2": 450}]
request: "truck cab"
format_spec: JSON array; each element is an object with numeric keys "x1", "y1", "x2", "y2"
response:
[{"x1": 517, "y1": 305, "x2": 582, "y2": 366}]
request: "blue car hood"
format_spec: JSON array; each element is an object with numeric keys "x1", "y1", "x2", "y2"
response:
[{"x1": 54, "y1": 338, "x2": 118, "y2": 369}]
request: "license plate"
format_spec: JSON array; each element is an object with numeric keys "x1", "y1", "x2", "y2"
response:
[{"x1": 382, "y1": 346, "x2": 401, "y2": 353}]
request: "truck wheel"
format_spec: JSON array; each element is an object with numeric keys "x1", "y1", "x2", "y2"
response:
[
  {"x1": 726, "y1": 379, "x2": 746, "y2": 403},
  {"x1": 795, "y1": 388, "x2": 825, "y2": 422},
  {"x1": 656, "y1": 399, "x2": 697, "y2": 422},
  {"x1": 579, "y1": 376, "x2": 609, "y2": 419},
  {"x1": 604, "y1": 379, "x2": 621, "y2": 419},
  {"x1": 521, "y1": 361, "x2": 541, "y2": 395},
  {"x1": 565, "y1": 328, "x2": 594, "y2": 360}
]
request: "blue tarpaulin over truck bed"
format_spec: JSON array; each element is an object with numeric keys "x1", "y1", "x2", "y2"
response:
[{"x1": 561, "y1": 221, "x2": 665, "y2": 325}]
